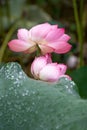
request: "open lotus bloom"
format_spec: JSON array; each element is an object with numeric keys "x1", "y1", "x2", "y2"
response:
[
  {"x1": 31, "y1": 54, "x2": 71, "y2": 82},
  {"x1": 8, "y1": 23, "x2": 72, "y2": 54}
]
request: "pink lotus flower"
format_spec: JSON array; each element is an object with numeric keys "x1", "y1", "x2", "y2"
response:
[
  {"x1": 31, "y1": 54, "x2": 71, "y2": 82},
  {"x1": 8, "y1": 23, "x2": 72, "y2": 54}
]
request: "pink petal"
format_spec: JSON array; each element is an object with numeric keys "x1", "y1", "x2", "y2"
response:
[
  {"x1": 24, "y1": 45, "x2": 37, "y2": 54},
  {"x1": 48, "y1": 42, "x2": 72, "y2": 54},
  {"x1": 45, "y1": 28, "x2": 65, "y2": 42},
  {"x1": 8, "y1": 39, "x2": 33, "y2": 52},
  {"x1": 45, "y1": 53, "x2": 52, "y2": 63},
  {"x1": 51, "y1": 25, "x2": 58, "y2": 29},
  {"x1": 39, "y1": 44, "x2": 54, "y2": 54},
  {"x1": 17, "y1": 29, "x2": 29, "y2": 41},
  {"x1": 31, "y1": 56, "x2": 48, "y2": 78},
  {"x1": 58, "y1": 34, "x2": 71, "y2": 42},
  {"x1": 57, "y1": 64, "x2": 67, "y2": 74},
  {"x1": 29, "y1": 23, "x2": 51, "y2": 41},
  {"x1": 39, "y1": 64, "x2": 60, "y2": 82}
]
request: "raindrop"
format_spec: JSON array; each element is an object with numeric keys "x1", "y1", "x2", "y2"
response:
[
  {"x1": 56, "y1": 125, "x2": 60, "y2": 129},
  {"x1": 64, "y1": 77, "x2": 69, "y2": 81},
  {"x1": 31, "y1": 101, "x2": 35, "y2": 107},
  {"x1": 4, "y1": 94, "x2": 8, "y2": 97},
  {"x1": 65, "y1": 85, "x2": 69, "y2": 89},
  {"x1": 37, "y1": 96, "x2": 41, "y2": 100},
  {"x1": 40, "y1": 124, "x2": 44, "y2": 128},
  {"x1": 7, "y1": 101, "x2": 11, "y2": 105},
  {"x1": 35, "y1": 110, "x2": 38, "y2": 114},
  {"x1": 22, "y1": 93, "x2": 25, "y2": 96},
  {"x1": 25, "y1": 90, "x2": 29, "y2": 96},
  {"x1": 26, "y1": 107, "x2": 31, "y2": 112},
  {"x1": 11, "y1": 114, "x2": 15, "y2": 120},
  {"x1": 23, "y1": 119, "x2": 27, "y2": 122},
  {"x1": 9, "y1": 87, "x2": 13, "y2": 91},
  {"x1": 14, "y1": 90, "x2": 17, "y2": 95},
  {"x1": 22, "y1": 89, "x2": 29, "y2": 97},
  {"x1": 0, "y1": 62, "x2": 27, "y2": 88},
  {"x1": 1, "y1": 95, "x2": 4, "y2": 98},
  {"x1": 32, "y1": 91, "x2": 36, "y2": 95}
]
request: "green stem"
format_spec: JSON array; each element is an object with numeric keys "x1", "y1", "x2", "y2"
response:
[
  {"x1": 73, "y1": 0, "x2": 84, "y2": 66},
  {"x1": 0, "y1": 23, "x2": 18, "y2": 63},
  {"x1": 6, "y1": 0, "x2": 11, "y2": 22},
  {"x1": 0, "y1": 5, "x2": 5, "y2": 37},
  {"x1": 80, "y1": 0, "x2": 84, "y2": 66},
  {"x1": 80, "y1": 0, "x2": 84, "y2": 20},
  {"x1": 36, "y1": 45, "x2": 41, "y2": 57}
]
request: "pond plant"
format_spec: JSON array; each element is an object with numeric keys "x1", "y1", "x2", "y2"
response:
[
  {"x1": 0, "y1": 22, "x2": 87, "y2": 130},
  {"x1": 0, "y1": 0, "x2": 87, "y2": 129}
]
